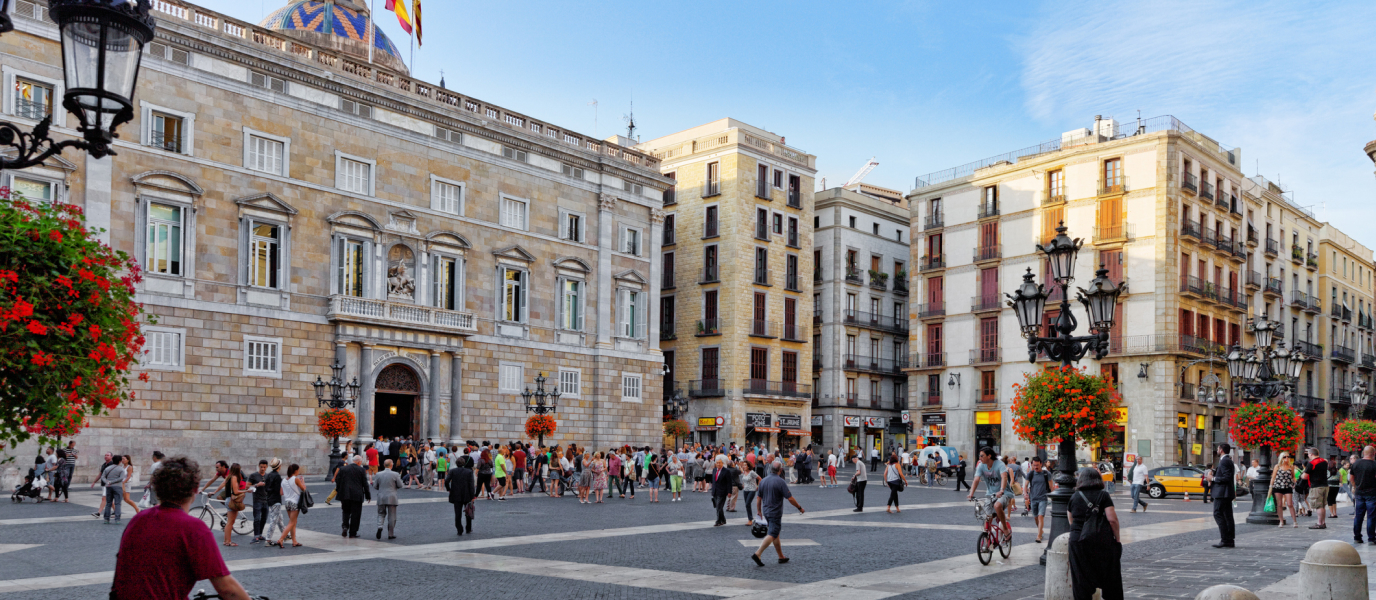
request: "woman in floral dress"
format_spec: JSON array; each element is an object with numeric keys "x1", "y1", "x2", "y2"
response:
[{"x1": 591, "y1": 452, "x2": 608, "y2": 503}]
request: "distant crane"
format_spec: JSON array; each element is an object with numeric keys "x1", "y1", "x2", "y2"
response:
[{"x1": 844, "y1": 157, "x2": 879, "y2": 188}]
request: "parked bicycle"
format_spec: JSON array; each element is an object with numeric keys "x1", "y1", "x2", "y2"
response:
[
  {"x1": 974, "y1": 496, "x2": 1011, "y2": 565},
  {"x1": 193, "y1": 493, "x2": 252, "y2": 535}
]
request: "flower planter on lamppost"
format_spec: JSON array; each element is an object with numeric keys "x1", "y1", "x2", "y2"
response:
[
  {"x1": 1224, "y1": 318, "x2": 1310, "y2": 525},
  {"x1": 1005, "y1": 223, "x2": 1124, "y2": 565},
  {"x1": 522, "y1": 372, "x2": 562, "y2": 448},
  {"x1": 312, "y1": 362, "x2": 360, "y2": 477}
]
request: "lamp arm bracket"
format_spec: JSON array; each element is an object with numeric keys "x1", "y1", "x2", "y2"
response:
[{"x1": 0, "y1": 118, "x2": 107, "y2": 171}]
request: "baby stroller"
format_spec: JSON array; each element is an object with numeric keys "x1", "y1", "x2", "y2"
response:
[{"x1": 10, "y1": 470, "x2": 45, "y2": 503}]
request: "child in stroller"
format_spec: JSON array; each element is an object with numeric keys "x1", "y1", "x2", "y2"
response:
[{"x1": 10, "y1": 469, "x2": 45, "y2": 503}]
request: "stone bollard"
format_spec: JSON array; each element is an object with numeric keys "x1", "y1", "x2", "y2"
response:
[
  {"x1": 0, "y1": 466, "x2": 17, "y2": 492},
  {"x1": 1195, "y1": 584, "x2": 1259, "y2": 600},
  {"x1": 1045, "y1": 535, "x2": 1105, "y2": 600},
  {"x1": 1299, "y1": 540, "x2": 1367, "y2": 600}
]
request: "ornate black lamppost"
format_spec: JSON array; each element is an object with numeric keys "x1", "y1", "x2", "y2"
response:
[
  {"x1": 1, "y1": 0, "x2": 156, "y2": 169},
  {"x1": 1225, "y1": 318, "x2": 1313, "y2": 524},
  {"x1": 663, "y1": 368, "x2": 688, "y2": 449},
  {"x1": 1006, "y1": 224, "x2": 1124, "y2": 564},
  {"x1": 522, "y1": 372, "x2": 562, "y2": 448},
  {"x1": 312, "y1": 361, "x2": 360, "y2": 475}
]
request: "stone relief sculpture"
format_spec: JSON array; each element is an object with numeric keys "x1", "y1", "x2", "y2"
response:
[{"x1": 388, "y1": 245, "x2": 416, "y2": 298}]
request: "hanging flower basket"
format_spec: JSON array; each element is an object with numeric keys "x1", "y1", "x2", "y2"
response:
[
  {"x1": 1334, "y1": 420, "x2": 1376, "y2": 453},
  {"x1": 1228, "y1": 402, "x2": 1302, "y2": 451},
  {"x1": 317, "y1": 408, "x2": 356, "y2": 439},
  {"x1": 1010, "y1": 365, "x2": 1120, "y2": 445},
  {"x1": 663, "y1": 419, "x2": 690, "y2": 438},
  {"x1": 526, "y1": 414, "x2": 557, "y2": 439}
]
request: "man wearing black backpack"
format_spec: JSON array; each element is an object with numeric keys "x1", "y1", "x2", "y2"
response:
[{"x1": 1210, "y1": 443, "x2": 1236, "y2": 548}]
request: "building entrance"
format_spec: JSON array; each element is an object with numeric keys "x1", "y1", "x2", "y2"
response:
[{"x1": 373, "y1": 364, "x2": 421, "y2": 440}]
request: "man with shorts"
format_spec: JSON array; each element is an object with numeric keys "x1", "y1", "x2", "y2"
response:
[
  {"x1": 751, "y1": 460, "x2": 805, "y2": 566},
  {"x1": 826, "y1": 451, "x2": 838, "y2": 488},
  {"x1": 1305, "y1": 447, "x2": 1329, "y2": 529},
  {"x1": 967, "y1": 447, "x2": 1012, "y2": 541},
  {"x1": 1025, "y1": 457, "x2": 1055, "y2": 542},
  {"x1": 365, "y1": 442, "x2": 379, "y2": 481},
  {"x1": 513, "y1": 444, "x2": 527, "y2": 494}
]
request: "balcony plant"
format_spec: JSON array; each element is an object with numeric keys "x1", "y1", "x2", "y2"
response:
[
  {"x1": 663, "y1": 419, "x2": 690, "y2": 439},
  {"x1": 0, "y1": 189, "x2": 150, "y2": 449},
  {"x1": 525, "y1": 414, "x2": 557, "y2": 439},
  {"x1": 1228, "y1": 402, "x2": 1302, "y2": 454},
  {"x1": 1335, "y1": 420, "x2": 1376, "y2": 453},
  {"x1": 318, "y1": 408, "x2": 356, "y2": 440},
  {"x1": 1010, "y1": 365, "x2": 1120, "y2": 445}
]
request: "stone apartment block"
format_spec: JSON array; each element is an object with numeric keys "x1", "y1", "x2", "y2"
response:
[
  {"x1": 905, "y1": 115, "x2": 1374, "y2": 467},
  {"x1": 810, "y1": 185, "x2": 913, "y2": 455},
  {"x1": 1314, "y1": 226, "x2": 1375, "y2": 442},
  {"x1": 2, "y1": 0, "x2": 672, "y2": 473},
  {"x1": 637, "y1": 119, "x2": 817, "y2": 450}
]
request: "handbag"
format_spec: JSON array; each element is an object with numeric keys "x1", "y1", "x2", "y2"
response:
[
  {"x1": 464, "y1": 500, "x2": 475, "y2": 519},
  {"x1": 228, "y1": 490, "x2": 247, "y2": 512},
  {"x1": 1012, "y1": 482, "x2": 1024, "y2": 496},
  {"x1": 136, "y1": 489, "x2": 153, "y2": 509},
  {"x1": 301, "y1": 488, "x2": 315, "y2": 511},
  {"x1": 846, "y1": 481, "x2": 857, "y2": 494}
]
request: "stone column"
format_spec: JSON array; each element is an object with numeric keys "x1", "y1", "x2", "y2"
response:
[
  {"x1": 428, "y1": 352, "x2": 442, "y2": 442},
  {"x1": 84, "y1": 154, "x2": 113, "y2": 244},
  {"x1": 334, "y1": 343, "x2": 347, "y2": 372},
  {"x1": 448, "y1": 352, "x2": 464, "y2": 444},
  {"x1": 358, "y1": 344, "x2": 375, "y2": 441},
  {"x1": 648, "y1": 208, "x2": 666, "y2": 354},
  {"x1": 596, "y1": 194, "x2": 616, "y2": 349}
]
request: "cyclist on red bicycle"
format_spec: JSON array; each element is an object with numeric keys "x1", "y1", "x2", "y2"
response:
[{"x1": 967, "y1": 447, "x2": 1012, "y2": 540}]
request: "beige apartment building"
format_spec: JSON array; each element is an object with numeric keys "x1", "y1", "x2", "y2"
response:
[
  {"x1": 638, "y1": 120, "x2": 817, "y2": 449},
  {"x1": 905, "y1": 115, "x2": 1371, "y2": 467},
  {"x1": 3, "y1": 0, "x2": 672, "y2": 471},
  {"x1": 1315, "y1": 227, "x2": 1375, "y2": 437}
]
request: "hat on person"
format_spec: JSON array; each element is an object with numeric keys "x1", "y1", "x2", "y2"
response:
[{"x1": 268, "y1": 457, "x2": 282, "y2": 469}]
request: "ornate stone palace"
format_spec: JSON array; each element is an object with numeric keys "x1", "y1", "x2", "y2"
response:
[{"x1": 2, "y1": 0, "x2": 671, "y2": 470}]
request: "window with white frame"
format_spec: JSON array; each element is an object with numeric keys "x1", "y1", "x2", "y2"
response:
[
  {"x1": 499, "y1": 266, "x2": 527, "y2": 323},
  {"x1": 499, "y1": 363, "x2": 523, "y2": 393},
  {"x1": 500, "y1": 196, "x2": 528, "y2": 230},
  {"x1": 622, "y1": 226, "x2": 641, "y2": 255},
  {"x1": 559, "y1": 209, "x2": 584, "y2": 242},
  {"x1": 10, "y1": 175, "x2": 54, "y2": 202},
  {"x1": 621, "y1": 374, "x2": 642, "y2": 402},
  {"x1": 246, "y1": 133, "x2": 285, "y2": 175},
  {"x1": 337, "y1": 237, "x2": 366, "y2": 297},
  {"x1": 248, "y1": 222, "x2": 282, "y2": 289},
  {"x1": 14, "y1": 78, "x2": 53, "y2": 120},
  {"x1": 143, "y1": 328, "x2": 183, "y2": 369},
  {"x1": 431, "y1": 178, "x2": 463, "y2": 215},
  {"x1": 146, "y1": 203, "x2": 184, "y2": 276},
  {"x1": 559, "y1": 278, "x2": 583, "y2": 331},
  {"x1": 432, "y1": 255, "x2": 460, "y2": 310},
  {"x1": 338, "y1": 157, "x2": 371, "y2": 194},
  {"x1": 148, "y1": 111, "x2": 185, "y2": 153},
  {"x1": 559, "y1": 368, "x2": 581, "y2": 397},
  {"x1": 619, "y1": 288, "x2": 645, "y2": 339},
  {"x1": 244, "y1": 336, "x2": 281, "y2": 376}
]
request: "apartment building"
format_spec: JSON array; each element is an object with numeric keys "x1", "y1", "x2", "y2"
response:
[
  {"x1": 811, "y1": 185, "x2": 912, "y2": 455},
  {"x1": 3, "y1": 0, "x2": 671, "y2": 470},
  {"x1": 903, "y1": 115, "x2": 1360, "y2": 466},
  {"x1": 1315, "y1": 227, "x2": 1376, "y2": 443},
  {"x1": 638, "y1": 119, "x2": 817, "y2": 449}
]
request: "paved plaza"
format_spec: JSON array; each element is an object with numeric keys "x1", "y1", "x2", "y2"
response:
[{"x1": 1, "y1": 471, "x2": 1373, "y2": 599}]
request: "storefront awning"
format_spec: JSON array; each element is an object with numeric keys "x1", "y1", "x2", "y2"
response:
[
  {"x1": 783, "y1": 429, "x2": 810, "y2": 436},
  {"x1": 696, "y1": 426, "x2": 720, "y2": 431},
  {"x1": 749, "y1": 427, "x2": 782, "y2": 433}
]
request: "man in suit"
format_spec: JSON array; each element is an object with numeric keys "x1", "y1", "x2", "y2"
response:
[
  {"x1": 711, "y1": 456, "x2": 736, "y2": 526},
  {"x1": 388, "y1": 437, "x2": 402, "y2": 468},
  {"x1": 445, "y1": 456, "x2": 477, "y2": 535},
  {"x1": 372, "y1": 459, "x2": 403, "y2": 539},
  {"x1": 1211, "y1": 443, "x2": 1236, "y2": 548},
  {"x1": 334, "y1": 455, "x2": 371, "y2": 538}
]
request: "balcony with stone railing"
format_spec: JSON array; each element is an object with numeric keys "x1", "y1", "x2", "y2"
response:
[{"x1": 329, "y1": 295, "x2": 477, "y2": 333}]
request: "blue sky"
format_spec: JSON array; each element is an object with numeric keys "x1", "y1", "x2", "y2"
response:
[{"x1": 201, "y1": 0, "x2": 1376, "y2": 248}]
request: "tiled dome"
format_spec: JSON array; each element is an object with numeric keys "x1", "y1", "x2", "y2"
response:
[{"x1": 260, "y1": 1, "x2": 407, "y2": 74}]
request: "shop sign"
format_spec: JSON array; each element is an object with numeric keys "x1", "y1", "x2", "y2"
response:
[
  {"x1": 785, "y1": 429, "x2": 810, "y2": 436},
  {"x1": 864, "y1": 417, "x2": 887, "y2": 428},
  {"x1": 811, "y1": 415, "x2": 823, "y2": 426},
  {"x1": 843, "y1": 416, "x2": 861, "y2": 427},
  {"x1": 745, "y1": 412, "x2": 772, "y2": 428},
  {"x1": 1111, "y1": 407, "x2": 1128, "y2": 424},
  {"x1": 698, "y1": 417, "x2": 717, "y2": 427},
  {"x1": 778, "y1": 414, "x2": 803, "y2": 430},
  {"x1": 1195, "y1": 415, "x2": 1206, "y2": 430},
  {"x1": 975, "y1": 410, "x2": 1001, "y2": 425},
  {"x1": 1177, "y1": 413, "x2": 1188, "y2": 428},
  {"x1": 1191, "y1": 443, "x2": 1203, "y2": 456},
  {"x1": 752, "y1": 427, "x2": 782, "y2": 433},
  {"x1": 900, "y1": 411, "x2": 911, "y2": 424},
  {"x1": 922, "y1": 413, "x2": 946, "y2": 425}
]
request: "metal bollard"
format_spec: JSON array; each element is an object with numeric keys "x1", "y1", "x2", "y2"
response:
[
  {"x1": 1195, "y1": 584, "x2": 1259, "y2": 600},
  {"x1": 1298, "y1": 540, "x2": 1367, "y2": 600}
]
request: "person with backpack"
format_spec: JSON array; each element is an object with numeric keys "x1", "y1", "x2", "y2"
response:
[{"x1": 1068, "y1": 467, "x2": 1123, "y2": 600}]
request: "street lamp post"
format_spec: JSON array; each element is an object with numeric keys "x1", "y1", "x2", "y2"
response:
[
  {"x1": 521, "y1": 372, "x2": 562, "y2": 448},
  {"x1": 312, "y1": 361, "x2": 360, "y2": 476},
  {"x1": 663, "y1": 364, "x2": 688, "y2": 449},
  {"x1": 1, "y1": 0, "x2": 156, "y2": 170},
  {"x1": 1006, "y1": 223, "x2": 1124, "y2": 565},
  {"x1": 1225, "y1": 317, "x2": 1310, "y2": 525}
]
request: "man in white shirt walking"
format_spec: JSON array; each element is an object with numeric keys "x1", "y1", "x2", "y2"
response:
[{"x1": 1129, "y1": 456, "x2": 1149, "y2": 512}]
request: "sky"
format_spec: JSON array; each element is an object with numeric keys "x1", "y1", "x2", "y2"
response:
[{"x1": 200, "y1": 0, "x2": 1376, "y2": 249}]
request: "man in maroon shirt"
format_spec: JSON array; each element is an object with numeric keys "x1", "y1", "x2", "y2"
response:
[{"x1": 110, "y1": 457, "x2": 248, "y2": 600}]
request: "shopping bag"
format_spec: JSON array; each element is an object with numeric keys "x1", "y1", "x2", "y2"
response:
[{"x1": 1263, "y1": 494, "x2": 1275, "y2": 513}]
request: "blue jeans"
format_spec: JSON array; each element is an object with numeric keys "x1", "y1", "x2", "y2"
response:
[
  {"x1": 1131, "y1": 484, "x2": 1147, "y2": 509},
  {"x1": 1354, "y1": 495, "x2": 1376, "y2": 541},
  {"x1": 103, "y1": 486, "x2": 122, "y2": 520}
]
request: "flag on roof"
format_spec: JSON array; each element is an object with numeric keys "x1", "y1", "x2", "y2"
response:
[
  {"x1": 413, "y1": 0, "x2": 422, "y2": 46},
  {"x1": 384, "y1": 0, "x2": 412, "y2": 35}
]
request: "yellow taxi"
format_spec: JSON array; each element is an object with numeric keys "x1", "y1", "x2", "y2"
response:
[{"x1": 1146, "y1": 466, "x2": 1206, "y2": 498}]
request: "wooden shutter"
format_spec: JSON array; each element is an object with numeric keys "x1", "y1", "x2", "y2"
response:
[
  {"x1": 1043, "y1": 206, "x2": 1063, "y2": 245},
  {"x1": 928, "y1": 276, "x2": 943, "y2": 304},
  {"x1": 751, "y1": 348, "x2": 767, "y2": 381},
  {"x1": 980, "y1": 222, "x2": 998, "y2": 248},
  {"x1": 980, "y1": 267, "x2": 998, "y2": 299}
]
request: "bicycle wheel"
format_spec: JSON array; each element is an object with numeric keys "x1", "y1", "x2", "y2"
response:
[
  {"x1": 976, "y1": 531, "x2": 993, "y2": 565},
  {"x1": 195, "y1": 506, "x2": 217, "y2": 530},
  {"x1": 233, "y1": 514, "x2": 253, "y2": 535},
  {"x1": 997, "y1": 527, "x2": 1012, "y2": 558}
]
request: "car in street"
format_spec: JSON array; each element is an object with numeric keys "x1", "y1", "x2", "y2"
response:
[{"x1": 1146, "y1": 465, "x2": 1248, "y2": 499}]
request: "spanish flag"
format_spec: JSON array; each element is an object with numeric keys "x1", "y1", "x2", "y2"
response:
[
  {"x1": 413, "y1": 0, "x2": 422, "y2": 46},
  {"x1": 384, "y1": 0, "x2": 412, "y2": 35}
]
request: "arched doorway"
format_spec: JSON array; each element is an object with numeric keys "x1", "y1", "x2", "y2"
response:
[{"x1": 374, "y1": 363, "x2": 420, "y2": 439}]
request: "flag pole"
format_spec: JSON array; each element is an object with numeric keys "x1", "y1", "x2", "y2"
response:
[{"x1": 367, "y1": 0, "x2": 376, "y2": 65}]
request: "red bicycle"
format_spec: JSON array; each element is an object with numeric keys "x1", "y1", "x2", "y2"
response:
[{"x1": 975, "y1": 496, "x2": 1012, "y2": 564}]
